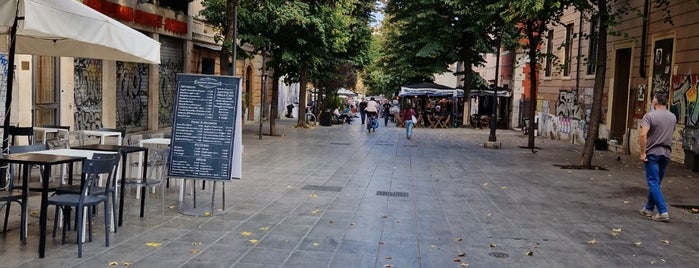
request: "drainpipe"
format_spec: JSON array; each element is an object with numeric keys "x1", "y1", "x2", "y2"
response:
[
  {"x1": 639, "y1": 0, "x2": 650, "y2": 78},
  {"x1": 574, "y1": 10, "x2": 583, "y2": 144}
]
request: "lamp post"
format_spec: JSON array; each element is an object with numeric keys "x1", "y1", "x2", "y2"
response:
[
  {"x1": 259, "y1": 51, "x2": 267, "y2": 140},
  {"x1": 488, "y1": 39, "x2": 502, "y2": 142}
]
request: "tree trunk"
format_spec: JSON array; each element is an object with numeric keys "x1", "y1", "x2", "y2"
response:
[
  {"x1": 580, "y1": 1, "x2": 609, "y2": 168},
  {"x1": 297, "y1": 63, "x2": 308, "y2": 126},
  {"x1": 219, "y1": 0, "x2": 235, "y2": 75},
  {"x1": 526, "y1": 20, "x2": 540, "y2": 148},
  {"x1": 270, "y1": 70, "x2": 279, "y2": 136}
]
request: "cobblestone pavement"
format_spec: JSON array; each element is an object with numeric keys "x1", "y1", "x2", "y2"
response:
[{"x1": 1, "y1": 118, "x2": 699, "y2": 267}]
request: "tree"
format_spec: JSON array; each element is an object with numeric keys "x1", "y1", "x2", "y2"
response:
[
  {"x1": 200, "y1": 0, "x2": 238, "y2": 75},
  {"x1": 495, "y1": 0, "x2": 571, "y2": 149}
]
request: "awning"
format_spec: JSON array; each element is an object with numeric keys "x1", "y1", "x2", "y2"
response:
[
  {"x1": 194, "y1": 42, "x2": 222, "y2": 51},
  {"x1": 469, "y1": 89, "x2": 512, "y2": 97},
  {"x1": 399, "y1": 82, "x2": 464, "y2": 97},
  {"x1": 0, "y1": 0, "x2": 160, "y2": 64}
]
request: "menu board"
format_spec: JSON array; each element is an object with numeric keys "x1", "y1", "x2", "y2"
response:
[{"x1": 168, "y1": 74, "x2": 241, "y2": 180}]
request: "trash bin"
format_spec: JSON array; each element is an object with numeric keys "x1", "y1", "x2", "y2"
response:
[{"x1": 319, "y1": 111, "x2": 332, "y2": 126}]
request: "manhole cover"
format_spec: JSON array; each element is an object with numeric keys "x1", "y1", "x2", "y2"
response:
[
  {"x1": 301, "y1": 185, "x2": 342, "y2": 192},
  {"x1": 553, "y1": 164, "x2": 608, "y2": 171},
  {"x1": 488, "y1": 252, "x2": 509, "y2": 258},
  {"x1": 376, "y1": 191, "x2": 409, "y2": 197}
]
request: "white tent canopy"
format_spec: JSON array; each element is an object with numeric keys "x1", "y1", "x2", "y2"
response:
[
  {"x1": 399, "y1": 82, "x2": 464, "y2": 97},
  {"x1": 0, "y1": 0, "x2": 160, "y2": 64}
]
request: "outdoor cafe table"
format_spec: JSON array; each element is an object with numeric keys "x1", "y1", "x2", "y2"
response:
[
  {"x1": 71, "y1": 144, "x2": 149, "y2": 227},
  {"x1": 0, "y1": 153, "x2": 86, "y2": 258}
]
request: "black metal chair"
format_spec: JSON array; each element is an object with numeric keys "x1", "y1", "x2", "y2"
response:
[
  {"x1": 0, "y1": 166, "x2": 25, "y2": 237},
  {"x1": 8, "y1": 144, "x2": 50, "y2": 192},
  {"x1": 8, "y1": 126, "x2": 34, "y2": 145},
  {"x1": 48, "y1": 155, "x2": 119, "y2": 257},
  {"x1": 53, "y1": 153, "x2": 120, "y2": 233}
]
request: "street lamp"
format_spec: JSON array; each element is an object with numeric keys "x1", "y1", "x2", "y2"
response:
[{"x1": 488, "y1": 39, "x2": 502, "y2": 142}]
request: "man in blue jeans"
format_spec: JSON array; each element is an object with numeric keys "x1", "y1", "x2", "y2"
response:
[{"x1": 638, "y1": 92, "x2": 675, "y2": 222}]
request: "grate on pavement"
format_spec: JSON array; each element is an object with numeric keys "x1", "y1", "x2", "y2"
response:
[
  {"x1": 301, "y1": 185, "x2": 342, "y2": 192},
  {"x1": 376, "y1": 191, "x2": 409, "y2": 197}
]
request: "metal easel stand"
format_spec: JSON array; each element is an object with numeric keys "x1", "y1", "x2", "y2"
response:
[{"x1": 177, "y1": 178, "x2": 226, "y2": 216}]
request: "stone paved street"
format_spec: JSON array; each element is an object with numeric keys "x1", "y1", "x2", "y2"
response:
[{"x1": 1, "y1": 118, "x2": 699, "y2": 267}]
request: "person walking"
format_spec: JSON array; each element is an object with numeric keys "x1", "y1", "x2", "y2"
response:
[
  {"x1": 638, "y1": 92, "x2": 676, "y2": 222},
  {"x1": 359, "y1": 98, "x2": 368, "y2": 125},
  {"x1": 382, "y1": 101, "x2": 392, "y2": 126},
  {"x1": 402, "y1": 105, "x2": 416, "y2": 140}
]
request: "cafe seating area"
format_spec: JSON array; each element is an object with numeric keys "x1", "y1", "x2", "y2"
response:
[{"x1": 0, "y1": 126, "x2": 174, "y2": 258}]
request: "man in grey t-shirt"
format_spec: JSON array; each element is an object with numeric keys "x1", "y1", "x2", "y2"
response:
[{"x1": 638, "y1": 92, "x2": 676, "y2": 222}]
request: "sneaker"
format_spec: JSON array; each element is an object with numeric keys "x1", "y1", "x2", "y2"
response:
[
  {"x1": 638, "y1": 208, "x2": 653, "y2": 217},
  {"x1": 652, "y1": 212, "x2": 670, "y2": 222}
]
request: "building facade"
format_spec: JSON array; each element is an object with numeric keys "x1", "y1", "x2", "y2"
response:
[
  {"x1": 0, "y1": 0, "x2": 271, "y2": 140},
  {"x1": 537, "y1": 1, "x2": 699, "y2": 163}
]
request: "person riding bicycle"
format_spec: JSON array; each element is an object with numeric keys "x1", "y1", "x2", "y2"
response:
[{"x1": 364, "y1": 97, "x2": 380, "y2": 122}]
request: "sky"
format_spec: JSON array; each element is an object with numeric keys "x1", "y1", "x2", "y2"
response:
[{"x1": 370, "y1": 1, "x2": 385, "y2": 27}]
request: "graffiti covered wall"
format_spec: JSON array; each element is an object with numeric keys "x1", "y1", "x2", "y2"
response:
[
  {"x1": 670, "y1": 73, "x2": 699, "y2": 126},
  {"x1": 74, "y1": 59, "x2": 103, "y2": 130},
  {"x1": 116, "y1": 62, "x2": 149, "y2": 131},
  {"x1": 539, "y1": 88, "x2": 591, "y2": 143},
  {"x1": 158, "y1": 58, "x2": 180, "y2": 127},
  {"x1": 0, "y1": 54, "x2": 7, "y2": 127}
]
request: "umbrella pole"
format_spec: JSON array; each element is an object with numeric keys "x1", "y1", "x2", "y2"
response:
[{"x1": 1, "y1": 14, "x2": 18, "y2": 188}]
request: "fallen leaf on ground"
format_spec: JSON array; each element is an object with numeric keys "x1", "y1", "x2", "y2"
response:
[
  {"x1": 311, "y1": 209, "x2": 320, "y2": 214},
  {"x1": 623, "y1": 201, "x2": 630, "y2": 204},
  {"x1": 487, "y1": 213, "x2": 493, "y2": 217},
  {"x1": 453, "y1": 258, "x2": 461, "y2": 262},
  {"x1": 431, "y1": 244, "x2": 437, "y2": 248},
  {"x1": 385, "y1": 256, "x2": 392, "y2": 260},
  {"x1": 241, "y1": 231, "x2": 251, "y2": 236},
  {"x1": 167, "y1": 205, "x2": 176, "y2": 209},
  {"x1": 587, "y1": 239, "x2": 597, "y2": 244},
  {"x1": 460, "y1": 263, "x2": 470, "y2": 267},
  {"x1": 526, "y1": 250, "x2": 534, "y2": 256},
  {"x1": 691, "y1": 208, "x2": 699, "y2": 214},
  {"x1": 122, "y1": 263, "x2": 131, "y2": 266},
  {"x1": 190, "y1": 249, "x2": 200, "y2": 254},
  {"x1": 482, "y1": 182, "x2": 489, "y2": 186},
  {"x1": 458, "y1": 253, "x2": 466, "y2": 257},
  {"x1": 634, "y1": 242, "x2": 642, "y2": 247},
  {"x1": 384, "y1": 265, "x2": 393, "y2": 268},
  {"x1": 145, "y1": 242, "x2": 161, "y2": 247},
  {"x1": 310, "y1": 194, "x2": 318, "y2": 198},
  {"x1": 662, "y1": 240, "x2": 670, "y2": 245},
  {"x1": 313, "y1": 242, "x2": 320, "y2": 246},
  {"x1": 259, "y1": 226, "x2": 269, "y2": 231},
  {"x1": 329, "y1": 220, "x2": 335, "y2": 224},
  {"x1": 248, "y1": 239, "x2": 258, "y2": 244},
  {"x1": 501, "y1": 186, "x2": 507, "y2": 189},
  {"x1": 109, "y1": 261, "x2": 118, "y2": 266},
  {"x1": 455, "y1": 238, "x2": 463, "y2": 242},
  {"x1": 191, "y1": 242, "x2": 202, "y2": 246},
  {"x1": 612, "y1": 228, "x2": 622, "y2": 233},
  {"x1": 203, "y1": 211, "x2": 211, "y2": 217},
  {"x1": 489, "y1": 243, "x2": 496, "y2": 248}
]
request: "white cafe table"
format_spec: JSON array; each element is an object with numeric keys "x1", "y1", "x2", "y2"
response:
[
  {"x1": 33, "y1": 127, "x2": 70, "y2": 144},
  {"x1": 33, "y1": 149, "x2": 120, "y2": 235},
  {"x1": 79, "y1": 130, "x2": 123, "y2": 145}
]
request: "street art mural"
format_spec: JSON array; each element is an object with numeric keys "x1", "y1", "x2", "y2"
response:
[
  {"x1": 116, "y1": 62, "x2": 149, "y2": 131},
  {"x1": 158, "y1": 59, "x2": 181, "y2": 127},
  {"x1": 0, "y1": 54, "x2": 7, "y2": 125},
  {"x1": 556, "y1": 89, "x2": 581, "y2": 119},
  {"x1": 670, "y1": 73, "x2": 699, "y2": 126},
  {"x1": 652, "y1": 38, "x2": 673, "y2": 95},
  {"x1": 74, "y1": 59, "x2": 103, "y2": 130}
]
